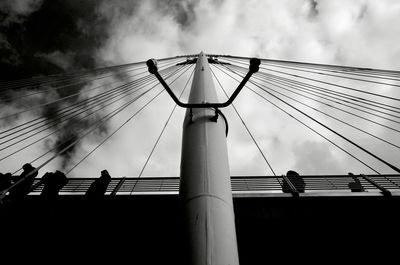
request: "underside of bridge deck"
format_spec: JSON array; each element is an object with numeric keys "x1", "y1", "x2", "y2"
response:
[{"x1": 1, "y1": 195, "x2": 399, "y2": 264}]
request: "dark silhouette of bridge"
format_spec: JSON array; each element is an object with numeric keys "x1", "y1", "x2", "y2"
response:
[{"x1": 1, "y1": 53, "x2": 400, "y2": 264}]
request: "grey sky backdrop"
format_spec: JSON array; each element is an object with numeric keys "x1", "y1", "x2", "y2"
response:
[{"x1": 1, "y1": 0, "x2": 400, "y2": 178}]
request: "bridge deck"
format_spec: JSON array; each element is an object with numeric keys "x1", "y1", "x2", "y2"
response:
[
  {"x1": 4, "y1": 174, "x2": 400, "y2": 264},
  {"x1": 2, "y1": 189, "x2": 399, "y2": 264}
]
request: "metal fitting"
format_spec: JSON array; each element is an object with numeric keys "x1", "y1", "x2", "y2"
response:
[
  {"x1": 249, "y1": 58, "x2": 261, "y2": 73},
  {"x1": 146, "y1": 59, "x2": 158, "y2": 74}
]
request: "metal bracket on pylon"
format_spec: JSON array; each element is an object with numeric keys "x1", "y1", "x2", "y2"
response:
[{"x1": 146, "y1": 57, "x2": 260, "y2": 109}]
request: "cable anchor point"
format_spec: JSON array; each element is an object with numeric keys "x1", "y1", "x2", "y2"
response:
[
  {"x1": 210, "y1": 108, "x2": 219, "y2": 122},
  {"x1": 147, "y1": 56, "x2": 260, "y2": 109}
]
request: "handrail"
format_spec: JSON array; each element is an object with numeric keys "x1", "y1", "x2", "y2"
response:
[{"x1": 23, "y1": 174, "x2": 400, "y2": 196}]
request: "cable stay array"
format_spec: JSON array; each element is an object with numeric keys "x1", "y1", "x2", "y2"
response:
[{"x1": 1, "y1": 52, "x2": 400, "y2": 199}]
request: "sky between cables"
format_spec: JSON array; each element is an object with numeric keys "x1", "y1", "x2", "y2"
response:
[
  {"x1": 1, "y1": 0, "x2": 400, "y2": 178},
  {"x1": 1, "y1": 54, "x2": 400, "y2": 180}
]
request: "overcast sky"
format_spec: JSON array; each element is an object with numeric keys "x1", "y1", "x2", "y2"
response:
[{"x1": 1, "y1": 0, "x2": 400, "y2": 178}]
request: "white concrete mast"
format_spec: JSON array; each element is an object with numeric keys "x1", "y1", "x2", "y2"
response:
[{"x1": 179, "y1": 52, "x2": 239, "y2": 265}]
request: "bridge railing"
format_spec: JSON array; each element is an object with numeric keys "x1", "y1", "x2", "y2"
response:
[{"x1": 27, "y1": 174, "x2": 400, "y2": 196}]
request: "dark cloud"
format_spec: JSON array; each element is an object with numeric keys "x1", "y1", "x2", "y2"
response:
[
  {"x1": 308, "y1": 0, "x2": 319, "y2": 18},
  {"x1": 0, "y1": 33, "x2": 21, "y2": 65},
  {"x1": 54, "y1": 128, "x2": 79, "y2": 170},
  {"x1": 96, "y1": 0, "x2": 141, "y2": 21},
  {"x1": 51, "y1": 116, "x2": 108, "y2": 170},
  {"x1": 155, "y1": 0, "x2": 198, "y2": 28},
  {"x1": 0, "y1": 0, "x2": 44, "y2": 25},
  {"x1": 0, "y1": 0, "x2": 109, "y2": 81},
  {"x1": 357, "y1": 4, "x2": 368, "y2": 21},
  {"x1": 153, "y1": 0, "x2": 225, "y2": 29}
]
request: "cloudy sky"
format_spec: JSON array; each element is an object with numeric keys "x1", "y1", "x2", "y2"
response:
[{"x1": 1, "y1": 0, "x2": 400, "y2": 178}]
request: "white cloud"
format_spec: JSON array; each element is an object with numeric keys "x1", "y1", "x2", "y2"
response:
[
  {"x1": 97, "y1": 0, "x2": 183, "y2": 64},
  {"x1": 58, "y1": 0, "x2": 400, "y2": 176},
  {"x1": 292, "y1": 140, "x2": 342, "y2": 174},
  {"x1": 97, "y1": 0, "x2": 400, "y2": 68}
]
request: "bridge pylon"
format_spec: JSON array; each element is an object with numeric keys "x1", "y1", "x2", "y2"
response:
[
  {"x1": 147, "y1": 51, "x2": 259, "y2": 264},
  {"x1": 179, "y1": 52, "x2": 239, "y2": 264}
]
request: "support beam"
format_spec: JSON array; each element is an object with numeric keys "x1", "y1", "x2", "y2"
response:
[{"x1": 180, "y1": 52, "x2": 240, "y2": 265}]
